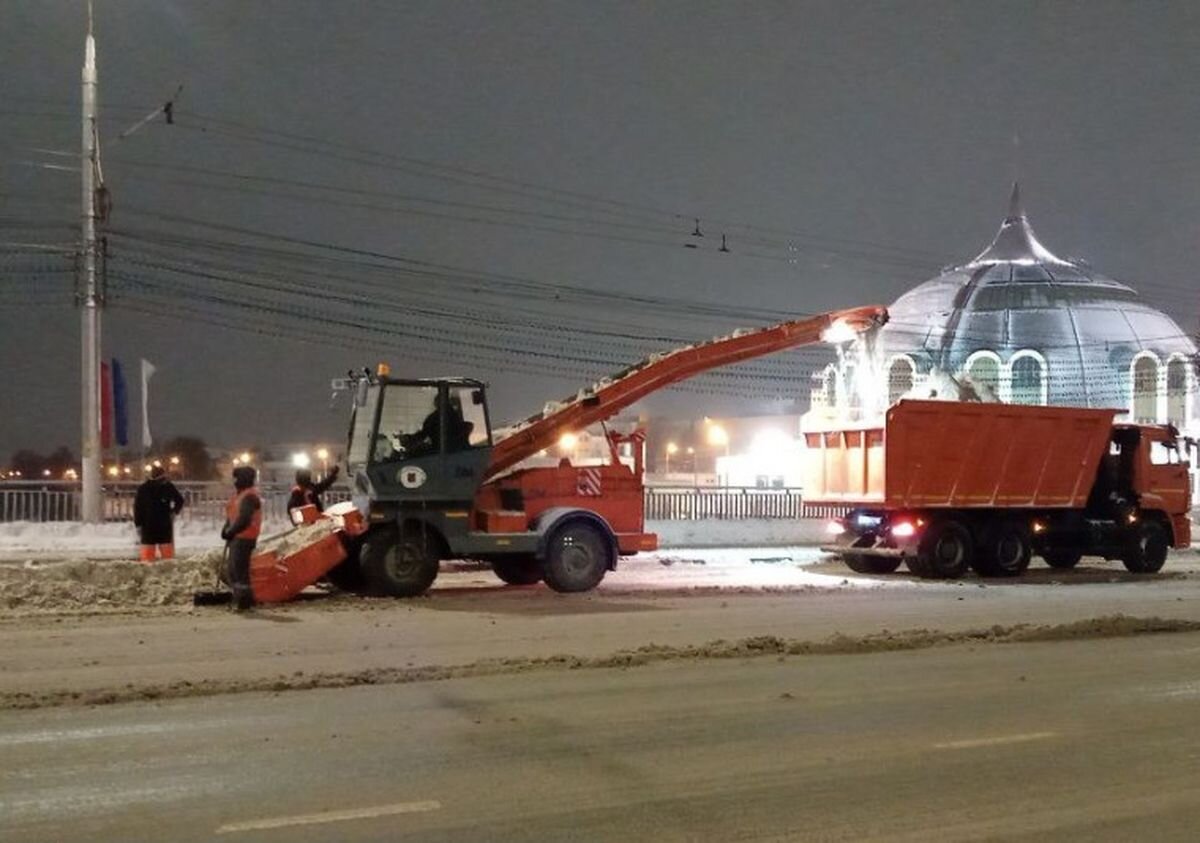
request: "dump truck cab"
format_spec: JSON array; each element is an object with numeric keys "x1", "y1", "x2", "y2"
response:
[{"x1": 1111, "y1": 423, "x2": 1192, "y2": 544}]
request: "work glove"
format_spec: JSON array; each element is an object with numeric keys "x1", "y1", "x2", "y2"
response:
[
  {"x1": 220, "y1": 527, "x2": 233, "y2": 541},
  {"x1": 328, "y1": 465, "x2": 341, "y2": 479}
]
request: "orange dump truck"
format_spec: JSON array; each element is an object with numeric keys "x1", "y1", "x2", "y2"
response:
[{"x1": 810, "y1": 400, "x2": 1192, "y2": 578}]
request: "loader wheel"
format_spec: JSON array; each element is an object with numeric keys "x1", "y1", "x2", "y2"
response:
[
  {"x1": 362, "y1": 525, "x2": 441, "y2": 597},
  {"x1": 543, "y1": 521, "x2": 612, "y2": 593},
  {"x1": 843, "y1": 553, "x2": 902, "y2": 575},
  {"x1": 325, "y1": 534, "x2": 367, "y2": 593},
  {"x1": 1042, "y1": 549, "x2": 1082, "y2": 570},
  {"x1": 973, "y1": 521, "x2": 1031, "y2": 578},
  {"x1": 1122, "y1": 520, "x2": 1169, "y2": 574},
  {"x1": 492, "y1": 557, "x2": 543, "y2": 586},
  {"x1": 908, "y1": 520, "x2": 971, "y2": 580}
]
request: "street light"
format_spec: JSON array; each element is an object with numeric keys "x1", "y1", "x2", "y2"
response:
[
  {"x1": 707, "y1": 423, "x2": 730, "y2": 455},
  {"x1": 558, "y1": 432, "x2": 578, "y2": 454},
  {"x1": 107, "y1": 466, "x2": 120, "y2": 478},
  {"x1": 665, "y1": 441, "x2": 678, "y2": 473},
  {"x1": 316, "y1": 447, "x2": 329, "y2": 477},
  {"x1": 291, "y1": 452, "x2": 312, "y2": 470},
  {"x1": 239, "y1": 451, "x2": 252, "y2": 465}
]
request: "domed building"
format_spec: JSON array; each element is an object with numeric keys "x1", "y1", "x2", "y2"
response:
[{"x1": 812, "y1": 184, "x2": 1197, "y2": 433}]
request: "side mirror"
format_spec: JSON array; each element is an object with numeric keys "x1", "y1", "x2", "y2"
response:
[
  {"x1": 354, "y1": 379, "x2": 369, "y2": 408},
  {"x1": 471, "y1": 389, "x2": 485, "y2": 406}
]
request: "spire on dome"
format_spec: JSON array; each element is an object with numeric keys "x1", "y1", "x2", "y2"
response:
[{"x1": 970, "y1": 182, "x2": 1067, "y2": 266}]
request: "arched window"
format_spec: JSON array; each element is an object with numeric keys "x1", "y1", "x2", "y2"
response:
[
  {"x1": 1167, "y1": 356, "x2": 1189, "y2": 426},
  {"x1": 964, "y1": 351, "x2": 1001, "y2": 400},
  {"x1": 1132, "y1": 354, "x2": 1159, "y2": 423},
  {"x1": 887, "y1": 357, "x2": 915, "y2": 405},
  {"x1": 1009, "y1": 352, "x2": 1046, "y2": 405}
]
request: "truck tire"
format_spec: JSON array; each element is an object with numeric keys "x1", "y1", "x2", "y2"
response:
[
  {"x1": 1042, "y1": 549, "x2": 1082, "y2": 570},
  {"x1": 493, "y1": 557, "x2": 543, "y2": 586},
  {"x1": 542, "y1": 521, "x2": 612, "y2": 593},
  {"x1": 361, "y1": 525, "x2": 441, "y2": 597},
  {"x1": 1122, "y1": 520, "x2": 1169, "y2": 574},
  {"x1": 973, "y1": 521, "x2": 1031, "y2": 578},
  {"x1": 908, "y1": 520, "x2": 972, "y2": 579},
  {"x1": 843, "y1": 553, "x2": 903, "y2": 574}
]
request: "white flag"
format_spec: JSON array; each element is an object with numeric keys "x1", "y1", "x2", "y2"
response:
[{"x1": 141, "y1": 359, "x2": 157, "y2": 450}]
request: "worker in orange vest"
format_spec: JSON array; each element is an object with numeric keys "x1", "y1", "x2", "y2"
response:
[
  {"x1": 221, "y1": 465, "x2": 262, "y2": 612},
  {"x1": 286, "y1": 465, "x2": 340, "y2": 514}
]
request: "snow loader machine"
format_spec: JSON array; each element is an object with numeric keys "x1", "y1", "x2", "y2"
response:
[{"x1": 318, "y1": 304, "x2": 888, "y2": 598}]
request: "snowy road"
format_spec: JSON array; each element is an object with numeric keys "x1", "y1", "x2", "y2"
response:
[{"x1": 5, "y1": 630, "x2": 1200, "y2": 842}]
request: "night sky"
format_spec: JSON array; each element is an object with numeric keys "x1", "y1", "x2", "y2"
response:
[{"x1": 3, "y1": 0, "x2": 1199, "y2": 458}]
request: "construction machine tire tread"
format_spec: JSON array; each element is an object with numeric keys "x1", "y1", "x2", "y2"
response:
[
  {"x1": 361, "y1": 524, "x2": 441, "y2": 597},
  {"x1": 492, "y1": 557, "x2": 543, "y2": 586},
  {"x1": 542, "y1": 520, "x2": 612, "y2": 593}
]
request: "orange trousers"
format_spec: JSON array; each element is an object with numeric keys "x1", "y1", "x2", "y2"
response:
[{"x1": 139, "y1": 543, "x2": 175, "y2": 562}]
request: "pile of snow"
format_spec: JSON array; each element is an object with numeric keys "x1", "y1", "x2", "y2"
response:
[
  {"x1": 0, "y1": 520, "x2": 339, "y2": 614},
  {"x1": 0, "y1": 519, "x2": 289, "y2": 560}
]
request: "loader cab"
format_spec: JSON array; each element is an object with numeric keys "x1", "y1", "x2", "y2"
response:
[{"x1": 346, "y1": 377, "x2": 493, "y2": 504}]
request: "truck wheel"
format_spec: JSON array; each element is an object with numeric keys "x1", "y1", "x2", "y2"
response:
[
  {"x1": 1122, "y1": 520, "x2": 1169, "y2": 574},
  {"x1": 543, "y1": 521, "x2": 612, "y2": 593},
  {"x1": 974, "y1": 522, "x2": 1031, "y2": 577},
  {"x1": 361, "y1": 525, "x2": 441, "y2": 597},
  {"x1": 909, "y1": 520, "x2": 972, "y2": 579},
  {"x1": 1042, "y1": 549, "x2": 1082, "y2": 570},
  {"x1": 493, "y1": 557, "x2": 543, "y2": 586},
  {"x1": 843, "y1": 554, "x2": 902, "y2": 574}
]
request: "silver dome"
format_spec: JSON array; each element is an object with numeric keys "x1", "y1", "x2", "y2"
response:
[{"x1": 871, "y1": 184, "x2": 1196, "y2": 414}]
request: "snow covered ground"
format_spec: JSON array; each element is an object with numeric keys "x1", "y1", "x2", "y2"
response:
[{"x1": 0, "y1": 518, "x2": 830, "y2": 560}]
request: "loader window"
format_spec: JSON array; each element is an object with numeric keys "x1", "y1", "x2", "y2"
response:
[
  {"x1": 347, "y1": 385, "x2": 381, "y2": 465},
  {"x1": 373, "y1": 385, "x2": 439, "y2": 462},
  {"x1": 448, "y1": 386, "x2": 490, "y2": 451}
]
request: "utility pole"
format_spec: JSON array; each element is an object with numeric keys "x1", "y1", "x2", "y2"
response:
[{"x1": 79, "y1": 0, "x2": 103, "y2": 522}]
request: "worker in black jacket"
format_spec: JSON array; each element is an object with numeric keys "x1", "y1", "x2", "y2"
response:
[
  {"x1": 133, "y1": 465, "x2": 185, "y2": 562},
  {"x1": 286, "y1": 465, "x2": 340, "y2": 514},
  {"x1": 221, "y1": 466, "x2": 262, "y2": 612}
]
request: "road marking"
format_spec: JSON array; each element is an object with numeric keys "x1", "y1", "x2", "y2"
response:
[
  {"x1": 215, "y1": 800, "x2": 442, "y2": 834},
  {"x1": 934, "y1": 731, "x2": 1057, "y2": 750}
]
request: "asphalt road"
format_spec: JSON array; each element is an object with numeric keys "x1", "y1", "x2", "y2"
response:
[{"x1": 5, "y1": 630, "x2": 1200, "y2": 842}]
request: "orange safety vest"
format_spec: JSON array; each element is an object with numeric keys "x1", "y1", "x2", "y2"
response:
[{"x1": 225, "y1": 487, "x2": 263, "y2": 540}]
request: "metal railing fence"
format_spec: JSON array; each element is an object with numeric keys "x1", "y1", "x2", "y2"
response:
[
  {"x1": 0, "y1": 482, "x2": 852, "y2": 524},
  {"x1": 0, "y1": 481, "x2": 352, "y2": 525}
]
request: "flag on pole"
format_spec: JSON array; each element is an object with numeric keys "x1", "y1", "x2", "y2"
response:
[
  {"x1": 100, "y1": 361, "x2": 112, "y2": 450},
  {"x1": 112, "y1": 358, "x2": 129, "y2": 447},
  {"x1": 141, "y1": 359, "x2": 157, "y2": 450}
]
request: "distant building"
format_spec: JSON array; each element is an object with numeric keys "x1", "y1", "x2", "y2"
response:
[{"x1": 810, "y1": 184, "x2": 1197, "y2": 433}]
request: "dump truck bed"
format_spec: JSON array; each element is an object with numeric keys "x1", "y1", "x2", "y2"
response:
[{"x1": 803, "y1": 400, "x2": 1119, "y2": 510}]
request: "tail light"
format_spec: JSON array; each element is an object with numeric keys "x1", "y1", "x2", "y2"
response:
[{"x1": 891, "y1": 520, "x2": 917, "y2": 538}]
